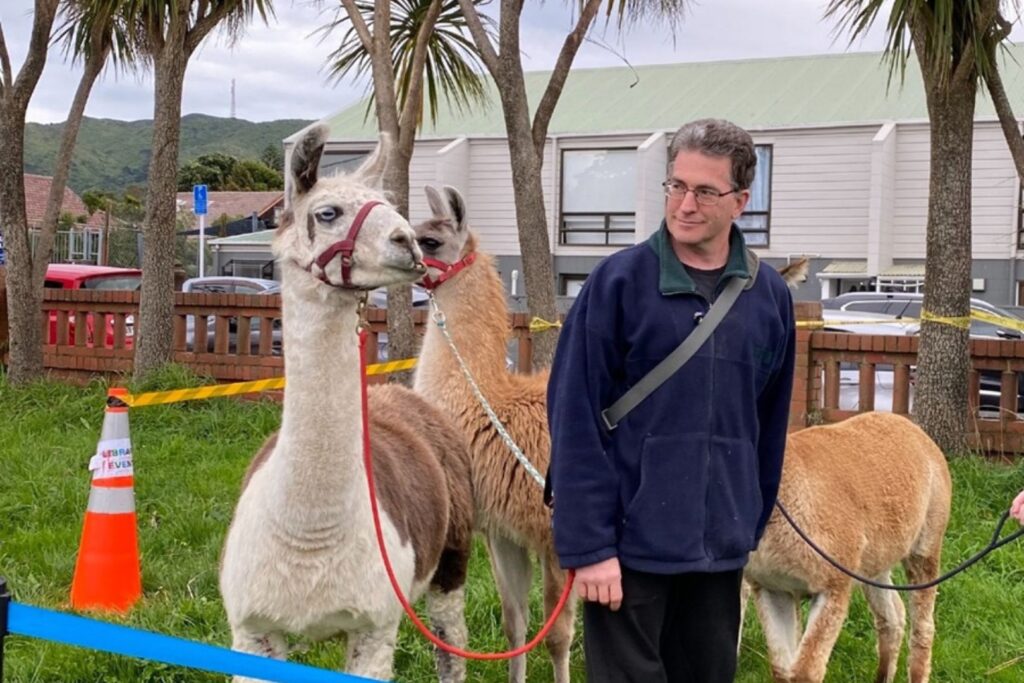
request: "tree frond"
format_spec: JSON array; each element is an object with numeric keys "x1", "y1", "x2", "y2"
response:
[
  {"x1": 826, "y1": 0, "x2": 1024, "y2": 89},
  {"x1": 321, "y1": 0, "x2": 496, "y2": 129},
  {"x1": 56, "y1": 0, "x2": 142, "y2": 74},
  {"x1": 598, "y1": 0, "x2": 688, "y2": 32}
]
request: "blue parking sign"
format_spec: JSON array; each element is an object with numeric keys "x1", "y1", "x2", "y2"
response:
[{"x1": 193, "y1": 184, "x2": 208, "y2": 215}]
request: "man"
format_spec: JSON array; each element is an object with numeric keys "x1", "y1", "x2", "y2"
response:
[
  {"x1": 1012, "y1": 489, "x2": 1024, "y2": 525},
  {"x1": 546, "y1": 118, "x2": 796, "y2": 682}
]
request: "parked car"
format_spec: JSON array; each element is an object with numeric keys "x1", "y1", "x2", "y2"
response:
[
  {"x1": 822, "y1": 291, "x2": 1023, "y2": 339},
  {"x1": 368, "y1": 284, "x2": 430, "y2": 309},
  {"x1": 182, "y1": 276, "x2": 282, "y2": 355},
  {"x1": 181, "y1": 276, "x2": 279, "y2": 296},
  {"x1": 820, "y1": 304, "x2": 1021, "y2": 416},
  {"x1": 44, "y1": 264, "x2": 142, "y2": 348}
]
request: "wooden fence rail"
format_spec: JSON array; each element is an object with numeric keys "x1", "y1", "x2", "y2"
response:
[{"x1": 2, "y1": 291, "x2": 1023, "y2": 453}]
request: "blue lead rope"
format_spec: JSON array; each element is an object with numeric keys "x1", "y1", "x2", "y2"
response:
[{"x1": 8, "y1": 602, "x2": 385, "y2": 683}]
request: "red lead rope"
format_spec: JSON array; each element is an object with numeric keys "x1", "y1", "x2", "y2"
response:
[{"x1": 358, "y1": 328, "x2": 575, "y2": 660}]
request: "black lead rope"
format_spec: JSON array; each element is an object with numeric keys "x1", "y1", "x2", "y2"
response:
[{"x1": 775, "y1": 501, "x2": 1024, "y2": 591}]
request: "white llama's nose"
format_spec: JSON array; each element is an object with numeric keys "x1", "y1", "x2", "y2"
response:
[{"x1": 389, "y1": 227, "x2": 414, "y2": 250}]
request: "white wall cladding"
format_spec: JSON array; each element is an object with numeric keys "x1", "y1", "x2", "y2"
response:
[
  {"x1": 759, "y1": 126, "x2": 876, "y2": 260},
  {"x1": 636, "y1": 131, "x2": 669, "y2": 242},
  {"x1": 892, "y1": 122, "x2": 1019, "y2": 261},
  {"x1": 407, "y1": 139, "x2": 448, "y2": 226},
  {"x1": 971, "y1": 124, "x2": 1018, "y2": 260},
  {"x1": 341, "y1": 119, "x2": 1021, "y2": 270},
  {"x1": 463, "y1": 139, "x2": 526, "y2": 255}
]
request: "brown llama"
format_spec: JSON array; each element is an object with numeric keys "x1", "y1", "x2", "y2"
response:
[
  {"x1": 412, "y1": 185, "x2": 574, "y2": 683},
  {"x1": 744, "y1": 411, "x2": 951, "y2": 683},
  {"x1": 219, "y1": 129, "x2": 474, "y2": 683},
  {"x1": 739, "y1": 264, "x2": 951, "y2": 683}
]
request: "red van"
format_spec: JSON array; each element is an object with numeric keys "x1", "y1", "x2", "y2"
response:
[{"x1": 45, "y1": 264, "x2": 142, "y2": 348}]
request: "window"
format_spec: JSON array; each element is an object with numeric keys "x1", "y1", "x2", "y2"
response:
[
  {"x1": 560, "y1": 274, "x2": 588, "y2": 297},
  {"x1": 736, "y1": 145, "x2": 773, "y2": 247},
  {"x1": 319, "y1": 151, "x2": 369, "y2": 177},
  {"x1": 843, "y1": 301, "x2": 891, "y2": 315},
  {"x1": 222, "y1": 259, "x2": 274, "y2": 279},
  {"x1": 1018, "y1": 180, "x2": 1024, "y2": 249},
  {"x1": 560, "y1": 149, "x2": 636, "y2": 246}
]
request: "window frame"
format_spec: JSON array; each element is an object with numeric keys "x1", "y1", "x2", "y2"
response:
[
  {"x1": 559, "y1": 147, "x2": 637, "y2": 247},
  {"x1": 559, "y1": 273, "x2": 589, "y2": 297},
  {"x1": 1018, "y1": 179, "x2": 1024, "y2": 249},
  {"x1": 737, "y1": 144, "x2": 773, "y2": 249},
  {"x1": 319, "y1": 149, "x2": 371, "y2": 177}
]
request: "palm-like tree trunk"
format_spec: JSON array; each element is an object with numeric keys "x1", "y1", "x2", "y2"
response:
[
  {"x1": 132, "y1": 0, "x2": 271, "y2": 380},
  {"x1": 500, "y1": 101, "x2": 559, "y2": 367},
  {"x1": 911, "y1": 29, "x2": 977, "y2": 454},
  {"x1": 458, "y1": 0, "x2": 606, "y2": 368},
  {"x1": 134, "y1": 47, "x2": 188, "y2": 378},
  {"x1": 340, "y1": 0, "x2": 445, "y2": 382},
  {"x1": 382, "y1": 146, "x2": 416, "y2": 381},
  {"x1": 0, "y1": 0, "x2": 60, "y2": 385}
]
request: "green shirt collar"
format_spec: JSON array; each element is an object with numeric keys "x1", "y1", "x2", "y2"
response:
[{"x1": 646, "y1": 220, "x2": 752, "y2": 296}]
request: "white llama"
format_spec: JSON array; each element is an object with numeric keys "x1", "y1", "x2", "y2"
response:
[
  {"x1": 219, "y1": 127, "x2": 475, "y2": 683},
  {"x1": 412, "y1": 186, "x2": 575, "y2": 683}
]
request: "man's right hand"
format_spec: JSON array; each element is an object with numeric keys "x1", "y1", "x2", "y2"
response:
[{"x1": 575, "y1": 556, "x2": 623, "y2": 611}]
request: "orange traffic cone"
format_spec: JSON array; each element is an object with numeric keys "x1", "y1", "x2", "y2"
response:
[{"x1": 70, "y1": 387, "x2": 141, "y2": 613}]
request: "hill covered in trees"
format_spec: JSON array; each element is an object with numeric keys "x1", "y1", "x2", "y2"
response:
[{"x1": 24, "y1": 113, "x2": 312, "y2": 194}]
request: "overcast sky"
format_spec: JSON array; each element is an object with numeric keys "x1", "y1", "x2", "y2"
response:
[{"x1": 5, "y1": 0, "x2": 1015, "y2": 125}]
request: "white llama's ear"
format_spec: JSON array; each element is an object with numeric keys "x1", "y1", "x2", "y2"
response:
[
  {"x1": 355, "y1": 132, "x2": 392, "y2": 189},
  {"x1": 424, "y1": 185, "x2": 451, "y2": 220},
  {"x1": 290, "y1": 124, "x2": 329, "y2": 198},
  {"x1": 442, "y1": 185, "x2": 468, "y2": 233}
]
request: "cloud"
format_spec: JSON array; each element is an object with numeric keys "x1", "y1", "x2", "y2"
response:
[
  {"x1": 6, "y1": 0, "x2": 1024, "y2": 124},
  {"x1": 9, "y1": 1, "x2": 364, "y2": 123}
]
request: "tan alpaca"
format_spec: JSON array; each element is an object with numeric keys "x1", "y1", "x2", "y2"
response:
[
  {"x1": 412, "y1": 186, "x2": 575, "y2": 683},
  {"x1": 219, "y1": 128, "x2": 474, "y2": 683},
  {"x1": 745, "y1": 412, "x2": 952, "y2": 683}
]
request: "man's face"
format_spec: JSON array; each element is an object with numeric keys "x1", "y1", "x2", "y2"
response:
[{"x1": 664, "y1": 150, "x2": 749, "y2": 253}]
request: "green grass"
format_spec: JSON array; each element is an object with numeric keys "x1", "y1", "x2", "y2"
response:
[{"x1": 1, "y1": 375, "x2": 1023, "y2": 682}]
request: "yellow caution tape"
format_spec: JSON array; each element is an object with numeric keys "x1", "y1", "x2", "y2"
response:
[
  {"x1": 799, "y1": 308, "x2": 1023, "y2": 332},
  {"x1": 970, "y1": 309, "x2": 1024, "y2": 333},
  {"x1": 122, "y1": 357, "x2": 418, "y2": 407},
  {"x1": 919, "y1": 310, "x2": 971, "y2": 329},
  {"x1": 123, "y1": 378, "x2": 285, "y2": 407},
  {"x1": 366, "y1": 358, "x2": 417, "y2": 376},
  {"x1": 528, "y1": 317, "x2": 562, "y2": 333},
  {"x1": 796, "y1": 318, "x2": 910, "y2": 329}
]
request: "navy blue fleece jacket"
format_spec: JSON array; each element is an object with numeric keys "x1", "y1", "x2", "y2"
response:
[{"x1": 546, "y1": 224, "x2": 795, "y2": 574}]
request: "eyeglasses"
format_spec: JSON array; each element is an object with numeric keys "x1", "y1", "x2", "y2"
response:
[{"x1": 662, "y1": 180, "x2": 737, "y2": 206}]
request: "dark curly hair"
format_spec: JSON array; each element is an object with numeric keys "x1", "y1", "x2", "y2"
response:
[{"x1": 668, "y1": 119, "x2": 757, "y2": 191}]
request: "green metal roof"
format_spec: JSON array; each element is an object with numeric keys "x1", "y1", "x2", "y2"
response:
[
  {"x1": 210, "y1": 230, "x2": 275, "y2": 246},
  {"x1": 881, "y1": 263, "x2": 926, "y2": 277},
  {"x1": 313, "y1": 46, "x2": 1024, "y2": 141},
  {"x1": 822, "y1": 260, "x2": 867, "y2": 274}
]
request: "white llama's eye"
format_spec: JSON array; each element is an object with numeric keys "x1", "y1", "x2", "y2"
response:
[
  {"x1": 419, "y1": 237, "x2": 443, "y2": 251},
  {"x1": 314, "y1": 206, "x2": 340, "y2": 222}
]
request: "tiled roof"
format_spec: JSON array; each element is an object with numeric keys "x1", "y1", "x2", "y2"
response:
[
  {"x1": 23, "y1": 174, "x2": 105, "y2": 229},
  {"x1": 175, "y1": 191, "x2": 283, "y2": 230}
]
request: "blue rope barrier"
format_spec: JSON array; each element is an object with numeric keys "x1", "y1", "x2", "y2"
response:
[{"x1": 8, "y1": 602, "x2": 386, "y2": 683}]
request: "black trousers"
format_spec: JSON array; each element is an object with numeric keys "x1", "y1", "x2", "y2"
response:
[{"x1": 583, "y1": 566, "x2": 744, "y2": 683}]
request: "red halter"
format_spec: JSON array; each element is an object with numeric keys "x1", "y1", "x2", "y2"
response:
[
  {"x1": 309, "y1": 200, "x2": 383, "y2": 287},
  {"x1": 421, "y1": 252, "x2": 477, "y2": 290}
]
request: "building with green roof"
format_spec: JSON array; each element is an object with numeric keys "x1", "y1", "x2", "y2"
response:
[{"x1": 261, "y1": 48, "x2": 1024, "y2": 306}]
